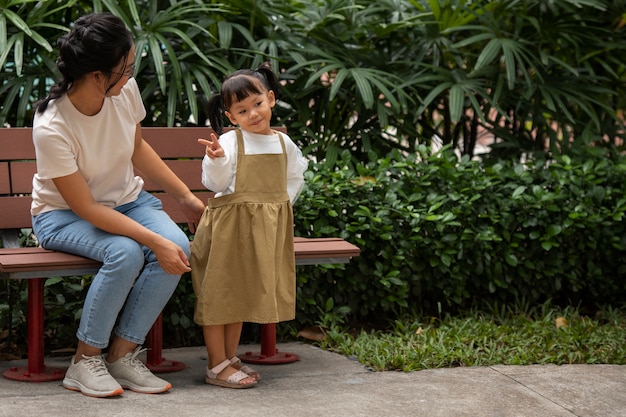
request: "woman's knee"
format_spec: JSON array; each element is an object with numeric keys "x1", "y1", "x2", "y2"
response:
[
  {"x1": 104, "y1": 238, "x2": 145, "y2": 274},
  {"x1": 164, "y1": 226, "x2": 191, "y2": 257}
]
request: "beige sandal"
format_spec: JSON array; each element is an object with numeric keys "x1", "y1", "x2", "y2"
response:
[
  {"x1": 205, "y1": 359, "x2": 257, "y2": 389},
  {"x1": 230, "y1": 356, "x2": 261, "y2": 381}
]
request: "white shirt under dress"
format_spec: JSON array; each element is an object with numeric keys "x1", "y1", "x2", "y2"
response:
[{"x1": 200, "y1": 129, "x2": 308, "y2": 204}]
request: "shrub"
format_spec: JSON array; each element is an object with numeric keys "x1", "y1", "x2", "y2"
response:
[{"x1": 292, "y1": 146, "x2": 626, "y2": 326}]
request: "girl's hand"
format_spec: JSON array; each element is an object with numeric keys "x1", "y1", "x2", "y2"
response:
[{"x1": 198, "y1": 133, "x2": 224, "y2": 159}]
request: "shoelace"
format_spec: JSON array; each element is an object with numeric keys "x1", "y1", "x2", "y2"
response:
[
  {"x1": 81, "y1": 355, "x2": 110, "y2": 377},
  {"x1": 121, "y1": 348, "x2": 150, "y2": 373}
]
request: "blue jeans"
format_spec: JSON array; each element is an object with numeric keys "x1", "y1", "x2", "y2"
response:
[{"x1": 32, "y1": 191, "x2": 188, "y2": 349}]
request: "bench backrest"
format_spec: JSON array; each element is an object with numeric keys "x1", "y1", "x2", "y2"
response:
[{"x1": 0, "y1": 126, "x2": 286, "y2": 230}]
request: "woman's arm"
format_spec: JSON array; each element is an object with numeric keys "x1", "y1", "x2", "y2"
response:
[
  {"x1": 52, "y1": 171, "x2": 192, "y2": 274},
  {"x1": 131, "y1": 124, "x2": 205, "y2": 229}
]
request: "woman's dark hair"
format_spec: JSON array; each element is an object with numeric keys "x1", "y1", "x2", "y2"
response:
[
  {"x1": 35, "y1": 12, "x2": 133, "y2": 113},
  {"x1": 207, "y1": 62, "x2": 280, "y2": 135}
]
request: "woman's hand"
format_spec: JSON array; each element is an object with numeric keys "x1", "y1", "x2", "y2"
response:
[
  {"x1": 198, "y1": 132, "x2": 224, "y2": 159},
  {"x1": 180, "y1": 193, "x2": 205, "y2": 233},
  {"x1": 152, "y1": 237, "x2": 192, "y2": 275}
]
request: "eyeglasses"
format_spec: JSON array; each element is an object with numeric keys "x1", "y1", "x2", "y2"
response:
[{"x1": 112, "y1": 63, "x2": 135, "y2": 78}]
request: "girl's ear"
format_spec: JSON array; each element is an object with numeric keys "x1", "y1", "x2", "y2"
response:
[
  {"x1": 267, "y1": 90, "x2": 276, "y2": 107},
  {"x1": 224, "y1": 110, "x2": 238, "y2": 126}
]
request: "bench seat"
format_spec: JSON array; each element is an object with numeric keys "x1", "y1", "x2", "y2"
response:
[{"x1": 0, "y1": 237, "x2": 360, "y2": 277}]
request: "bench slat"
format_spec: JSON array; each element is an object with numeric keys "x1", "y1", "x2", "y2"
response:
[
  {"x1": 0, "y1": 128, "x2": 34, "y2": 159},
  {"x1": 293, "y1": 237, "x2": 361, "y2": 259},
  {"x1": 0, "y1": 162, "x2": 9, "y2": 194},
  {"x1": 141, "y1": 126, "x2": 286, "y2": 158},
  {"x1": 0, "y1": 238, "x2": 359, "y2": 278},
  {"x1": 6, "y1": 160, "x2": 207, "y2": 195},
  {"x1": 141, "y1": 160, "x2": 204, "y2": 191},
  {"x1": 0, "y1": 196, "x2": 33, "y2": 228}
]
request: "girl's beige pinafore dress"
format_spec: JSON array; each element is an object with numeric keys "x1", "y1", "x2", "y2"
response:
[{"x1": 191, "y1": 129, "x2": 296, "y2": 325}]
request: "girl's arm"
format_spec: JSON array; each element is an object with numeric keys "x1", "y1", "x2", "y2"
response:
[
  {"x1": 286, "y1": 140, "x2": 308, "y2": 203},
  {"x1": 198, "y1": 132, "x2": 237, "y2": 193}
]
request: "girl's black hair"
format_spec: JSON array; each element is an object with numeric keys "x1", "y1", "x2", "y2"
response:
[
  {"x1": 207, "y1": 62, "x2": 280, "y2": 135},
  {"x1": 35, "y1": 12, "x2": 133, "y2": 114}
]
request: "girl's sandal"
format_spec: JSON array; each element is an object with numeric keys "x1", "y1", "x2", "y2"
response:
[
  {"x1": 205, "y1": 359, "x2": 257, "y2": 389},
  {"x1": 230, "y1": 356, "x2": 261, "y2": 381}
]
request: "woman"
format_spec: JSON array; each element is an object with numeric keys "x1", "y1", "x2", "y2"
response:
[{"x1": 31, "y1": 12, "x2": 205, "y2": 398}]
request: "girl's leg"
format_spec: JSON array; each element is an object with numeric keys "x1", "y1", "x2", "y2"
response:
[
  {"x1": 203, "y1": 324, "x2": 255, "y2": 385},
  {"x1": 224, "y1": 322, "x2": 261, "y2": 380},
  {"x1": 203, "y1": 324, "x2": 227, "y2": 369},
  {"x1": 224, "y1": 322, "x2": 244, "y2": 359}
]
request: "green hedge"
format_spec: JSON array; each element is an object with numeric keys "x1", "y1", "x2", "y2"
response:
[{"x1": 292, "y1": 146, "x2": 626, "y2": 325}]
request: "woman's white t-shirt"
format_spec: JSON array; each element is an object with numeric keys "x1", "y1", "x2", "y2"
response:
[{"x1": 31, "y1": 78, "x2": 147, "y2": 215}]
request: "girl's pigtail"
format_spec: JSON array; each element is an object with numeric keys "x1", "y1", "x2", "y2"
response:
[
  {"x1": 255, "y1": 62, "x2": 280, "y2": 98},
  {"x1": 206, "y1": 94, "x2": 225, "y2": 136}
]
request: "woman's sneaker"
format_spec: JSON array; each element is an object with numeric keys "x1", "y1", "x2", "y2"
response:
[
  {"x1": 106, "y1": 347, "x2": 172, "y2": 394},
  {"x1": 63, "y1": 354, "x2": 124, "y2": 398}
]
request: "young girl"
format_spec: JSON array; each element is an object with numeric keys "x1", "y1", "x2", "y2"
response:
[{"x1": 191, "y1": 63, "x2": 308, "y2": 389}]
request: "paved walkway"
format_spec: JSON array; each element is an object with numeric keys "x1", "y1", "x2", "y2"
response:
[{"x1": 1, "y1": 342, "x2": 625, "y2": 416}]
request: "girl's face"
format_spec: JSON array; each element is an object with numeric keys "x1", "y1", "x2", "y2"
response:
[{"x1": 225, "y1": 88, "x2": 276, "y2": 135}]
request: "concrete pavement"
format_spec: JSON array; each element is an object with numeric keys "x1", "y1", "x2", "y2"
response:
[{"x1": 1, "y1": 342, "x2": 625, "y2": 417}]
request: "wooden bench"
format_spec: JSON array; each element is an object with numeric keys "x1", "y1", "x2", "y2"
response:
[{"x1": 0, "y1": 126, "x2": 360, "y2": 382}]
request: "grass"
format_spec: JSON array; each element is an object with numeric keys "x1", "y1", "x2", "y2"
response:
[{"x1": 312, "y1": 303, "x2": 626, "y2": 371}]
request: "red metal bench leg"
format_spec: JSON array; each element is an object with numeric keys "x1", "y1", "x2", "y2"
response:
[
  {"x1": 144, "y1": 312, "x2": 186, "y2": 373},
  {"x1": 238, "y1": 323, "x2": 299, "y2": 364},
  {"x1": 2, "y1": 278, "x2": 65, "y2": 382}
]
